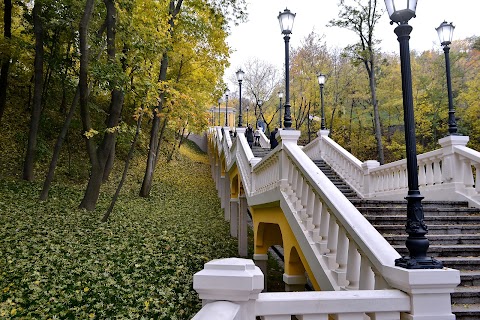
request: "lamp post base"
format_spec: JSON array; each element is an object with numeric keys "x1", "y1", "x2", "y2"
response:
[{"x1": 395, "y1": 256, "x2": 444, "y2": 269}]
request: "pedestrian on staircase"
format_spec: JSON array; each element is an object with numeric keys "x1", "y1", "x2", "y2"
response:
[
  {"x1": 254, "y1": 127, "x2": 261, "y2": 146},
  {"x1": 270, "y1": 127, "x2": 278, "y2": 149},
  {"x1": 246, "y1": 124, "x2": 254, "y2": 149}
]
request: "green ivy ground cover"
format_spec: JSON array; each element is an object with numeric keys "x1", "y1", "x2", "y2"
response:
[{"x1": 0, "y1": 143, "x2": 238, "y2": 319}]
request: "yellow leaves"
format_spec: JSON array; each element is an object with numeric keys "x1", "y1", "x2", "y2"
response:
[
  {"x1": 83, "y1": 287, "x2": 90, "y2": 293},
  {"x1": 83, "y1": 129, "x2": 99, "y2": 139}
]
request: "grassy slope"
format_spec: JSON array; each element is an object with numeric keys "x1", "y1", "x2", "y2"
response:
[{"x1": 0, "y1": 140, "x2": 238, "y2": 319}]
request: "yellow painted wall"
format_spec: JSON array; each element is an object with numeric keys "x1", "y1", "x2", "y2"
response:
[{"x1": 251, "y1": 205, "x2": 321, "y2": 290}]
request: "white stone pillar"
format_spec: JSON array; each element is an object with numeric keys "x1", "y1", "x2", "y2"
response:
[
  {"x1": 283, "y1": 273, "x2": 307, "y2": 292},
  {"x1": 254, "y1": 253, "x2": 269, "y2": 292},
  {"x1": 384, "y1": 266, "x2": 460, "y2": 320},
  {"x1": 238, "y1": 196, "x2": 249, "y2": 257},
  {"x1": 224, "y1": 176, "x2": 231, "y2": 221},
  {"x1": 362, "y1": 160, "x2": 380, "y2": 198},
  {"x1": 193, "y1": 258, "x2": 264, "y2": 320},
  {"x1": 438, "y1": 135, "x2": 470, "y2": 192},
  {"x1": 230, "y1": 197, "x2": 239, "y2": 238}
]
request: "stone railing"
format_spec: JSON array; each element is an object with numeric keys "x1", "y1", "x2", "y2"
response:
[
  {"x1": 304, "y1": 132, "x2": 480, "y2": 207},
  {"x1": 200, "y1": 127, "x2": 460, "y2": 320},
  {"x1": 193, "y1": 258, "x2": 458, "y2": 320}
]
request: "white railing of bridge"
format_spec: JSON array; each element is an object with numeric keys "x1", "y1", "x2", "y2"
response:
[
  {"x1": 197, "y1": 127, "x2": 460, "y2": 320},
  {"x1": 304, "y1": 131, "x2": 480, "y2": 207}
]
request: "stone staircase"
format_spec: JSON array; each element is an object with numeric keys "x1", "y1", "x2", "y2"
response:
[
  {"x1": 251, "y1": 145, "x2": 272, "y2": 158},
  {"x1": 313, "y1": 159, "x2": 480, "y2": 320}
]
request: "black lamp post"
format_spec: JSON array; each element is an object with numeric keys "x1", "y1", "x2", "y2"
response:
[
  {"x1": 278, "y1": 91, "x2": 283, "y2": 128},
  {"x1": 385, "y1": 0, "x2": 443, "y2": 269},
  {"x1": 278, "y1": 8, "x2": 296, "y2": 130},
  {"x1": 236, "y1": 68, "x2": 245, "y2": 127},
  {"x1": 317, "y1": 73, "x2": 326, "y2": 130},
  {"x1": 246, "y1": 105, "x2": 249, "y2": 126},
  {"x1": 217, "y1": 98, "x2": 221, "y2": 126},
  {"x1": 225, "y1": 89, "x2": 230, "y2": 127},
  {"x1": 436, "y1": 21, "x2": 458, "y2": 135}
]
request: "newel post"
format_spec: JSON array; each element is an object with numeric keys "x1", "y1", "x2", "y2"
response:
[
  {"x1": 278, "y1": 130, "x2": 301, "y2": 190},
  {"x1": 362, "y1": 160, "x2": 380, "y2": 197},
  {"x1": 438, "y1": 135, "x2": 469, "y2": 191},
  {"x1": 384, "y1": 266, "x2": 460, "y2": 320},
  {"x1": 193, "y1": 258, "x2": 264, "y2": 320}
]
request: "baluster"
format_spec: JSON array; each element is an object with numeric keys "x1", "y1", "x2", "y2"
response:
[
  {"x1": 318, "y1": 201, "x2": 330, "y2": 254},
  {"x1": 433, "y1": 158, "x2": 442, "y2": 184},
  {"x1": 426, "y1": 159, "x2": 434, "y2": 186},
  {"x1": 388, "y1": 169, "x2": 394, "y2": 191},
  {"x1": 474, "y1": 163, "x2": 480, "y2": 193},
  {"x1": 418, "y1": 162, "x2": 427, "y2": 187},
  {"x1": 334, "y1": 227, "x2": 349, "y2": 287},
  {"x1": 401, "y1": 167, "x2": 407, "y2": 189},
  {"x1": 311, "y1": 196, "x2": 321, "y2": 239},
  {"x1": 300, "y1": 180, "x2": 310, "y2": 217},
  {"x1": 462, "y1": 158, "x2": 475, "y2": 188},
  {"x1": 305, "y1": 188, "x2": 315, "y2": 229},
  {"x1": 358, "y1": 257, "x2": 375, "y2": 290},
  {"x1": 393, "y1": 168, "x2": 400, "y2": 190},
  {"x1": 294, "y1": 172, "x2": 304, "y2": 212},
  {"x1": 326, "y1": 216, "x2": 339, "y2": 270},
  {"x1": 345, "y1": 240, "x2": 360, "y2": 290}
]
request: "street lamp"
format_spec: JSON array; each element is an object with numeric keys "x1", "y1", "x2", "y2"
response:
[
  {"x1": 385, "y1": 0, "x2": 443, "y2": 269},
  {"x1": 278, "y1": 8, "x2": 296, "y2": 129},
  {"x1": 217, "y1": 98, "x2": 221, "y2": 126},
  {"x1": 278, "y1": 91, "x2": 283, "y2": 128},
  {"x1": 257, "y1": 99, "x2": 263, "y2": 129},
  {"x1": 236, "y1": 68, "x2": 245, "y2": 127},
  {"x1": 436, "y1": 21, "x2": 458, "y2": 135},
  {"x1": 246, "y1": 105, "x2": 249, "y2": 126},
  {"x1": 225, "y1": 89, "x2": 230, "y2": 127},
  {"x1": 317, "y1": 73, "x2": 326, "y2": 130}
]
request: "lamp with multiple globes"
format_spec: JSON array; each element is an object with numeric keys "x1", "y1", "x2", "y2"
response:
[{"x1": 236, "y1": 68, "x2": 245, "y2": 127}]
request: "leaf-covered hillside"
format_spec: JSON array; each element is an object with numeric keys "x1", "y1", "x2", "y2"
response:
[{"x1": 0, "y1": 141, "x2": 238, "y2": 319}]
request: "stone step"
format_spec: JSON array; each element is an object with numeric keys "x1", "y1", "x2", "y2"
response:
[
  {"x1": 365, "y1": 215, "x2": 480, "y2": 225},
  {"x1": 375, "y1": 224, "x2": 480, "y2": 235},
  {"x1": 459, "y1": 271, "x2": 480, "y2": 287},
  {"x1": 452, "y1": 286, "x2": 480, "y2": 304},
  {"x1": 350, "y1": 199, "x2": 470, "y2": 209},
  {"x1": 452, "y1": 303, "x2": 480, "y2": 320},
  {"x1": 436, "y1": 257, "x2": 480, "y2": 270},
  {"x1": 393, "y1": 244, "x2": 480, "y2": 257},
  {"x1": 359, "y1": 207, "x2": 480, "y2": 216},
  {"x1": 384, "y1": 234, "x2": 480, "y2": 245}
]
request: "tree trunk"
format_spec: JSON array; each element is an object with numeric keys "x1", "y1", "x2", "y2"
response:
[
  {"x1": 102, "y1": 113, "x2": 143, "y2": 222},
  {"x1": 140, "y1": 0, "x2": 183, "y2": 197},
  {"x1": 0, "y1": 0, "x2": 12, "y2": 124},
  {"x1": 369, "y1": 65, "x2": 384, "y2": 164},
  {"x1": 40, "y1": 86, "x2": 80, "y2": 200},
  {"x1": 80, "y1": 0, "x2": 124, "y2": 210},
  {"x1": 140, "y1": 52, "x2": 168, "y2": 197},
  {"x1": 23, "y1": 2, "x2": 44, "y2": 181}
]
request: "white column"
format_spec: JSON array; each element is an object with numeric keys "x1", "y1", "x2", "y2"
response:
[
  {"x1": 238, "y1": 196, "x2": 249, "y2": 257},
  {"x1": 283, "y1": 273, "x2": 307, "y2": 292},
  {"x1": 361, "y1": 160, "x2": 380, "y2": 198},
  {"x1": 193, "y1": 258, "x2": 264, "y2": 320},
  {"x1": 224, "y1": 175, "x2": 230, "y2": 221},
  {"x1": 230, "y1": 197, "x2": 239, "y2": 238},
  {"x1": 254, "y1": 253, "x2": 269, "y2": 292}
]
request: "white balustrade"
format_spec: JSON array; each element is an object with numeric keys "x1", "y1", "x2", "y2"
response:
[{"x1": 203, "y1": 128, "x2": 460, "y2": 320}]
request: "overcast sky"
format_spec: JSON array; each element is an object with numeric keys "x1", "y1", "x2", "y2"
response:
[{"x1": 224, "y1": 0, "x2": 478, "y2": 88}]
